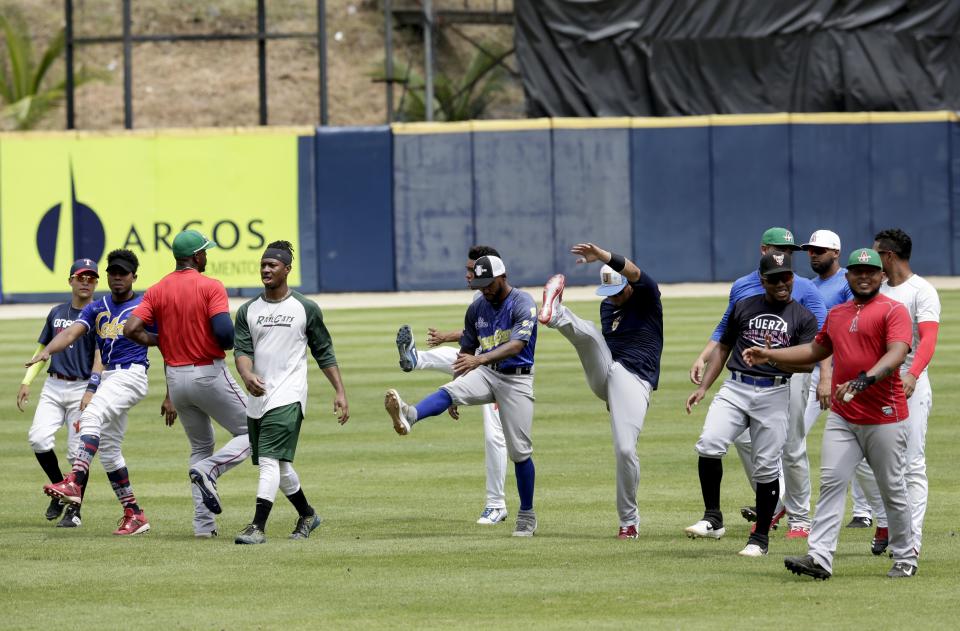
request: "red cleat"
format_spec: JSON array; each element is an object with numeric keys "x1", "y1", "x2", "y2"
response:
[
  {"x1": 751, "y1": 508, "x2": 788, "y2": 534},
  {"x1": 113, "y1": 507, "x2": 151, "y2": 536},
  {"x1": 537, "y1": 274, "x2": 566, "y2": 326},
  {"x1": 43, "y1": 473, "x2": 82, "y2": 506},
  {"x1": 617, "y1": 525, "x2": 639, "y2": 540},
  {"x1": 786, "y1": 525, "x2": 810, "y2": 539}
]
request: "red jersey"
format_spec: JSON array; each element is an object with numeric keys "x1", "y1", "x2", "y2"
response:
[
  {"x1": 132, "y1": 269, "x2": 230, "y2": 366},
  {"x1": 814, "y1": 294, "x2": 912, "y2": 424}
]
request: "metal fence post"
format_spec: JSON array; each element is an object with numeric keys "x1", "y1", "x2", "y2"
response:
[
  {"x1": 257, "y1": 0, "x2": 268, "y2": 125},
  {"x1": 424, "y1": 0, "x2": 434, "y2": 122},
  {"x1": 384, "y1": 0, "x2": 393, "y2": 123},
  {"x1": 122, "y1": 0, "x2": 133, "y2": 129},
  {"x1": 317, "y1": 0, "x2": 328, "y2": 125},
  {"x1": 64, "y1": 0, "x2": 75, "y2": 129}
]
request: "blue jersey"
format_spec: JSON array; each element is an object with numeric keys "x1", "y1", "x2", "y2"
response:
[
  {"x1": 599, "y1": 273, "x2": 664, "y2": 389},
  {"x1": 39, "y1": 302, "x2": 98, "y2": 379},
  {"x1": 460, "y1": 288, "x2": 537, "y2": 370},
  {"x1": 812, "y1": 267, "x2": 854, "y2": 309},
  {"x1": 710, "y1": 271, "x2": 827, "y2": 342},
  {"x1": 77, "y1": 294, "x2": 151, "y2": 367}
]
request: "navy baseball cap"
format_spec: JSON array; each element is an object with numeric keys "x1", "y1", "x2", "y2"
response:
[
  {"x1": 596, "y1": 265, "x2": 628, "y2": 296},
  {"x1": 70, "y1": 258, "x2": 99, "y2": 277}
]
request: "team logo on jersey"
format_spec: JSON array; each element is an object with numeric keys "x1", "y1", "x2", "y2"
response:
[
  {"x1": 257, "y1": 314, "x2": 295, "y2": 328},
  {"x1": 37, "y1": 164, "x2": 105, "y2": 272},
  {"x1": 476, "y1": 317, "x2": 488, "y2": 330},
  {"x1": 94, "y1": 311, "x2": 126, "y2": 340},
  {"x1": 744, "y1": 314, "x2": 791, "y2": 347},
  {"x1": 882, "y1": 406, "x2": 894, "y2": 416}
]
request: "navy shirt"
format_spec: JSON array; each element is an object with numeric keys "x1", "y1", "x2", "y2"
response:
[
  {"x1": 600, "y1": 273, "x2": 664, "y2": 389},
  {"x1": 77, "y1": 294, "x2": 151, "y2": 367},
  {"x1": 460, "y1": 288, "x2": 537, "y2": 370},
  {"x1": 39, "y1": 303, "x2": 98, "y2": 379}
]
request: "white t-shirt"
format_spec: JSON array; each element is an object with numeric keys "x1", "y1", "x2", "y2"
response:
[{"x1": 880, "y1": 273, "x2": 940, "y2": 374}]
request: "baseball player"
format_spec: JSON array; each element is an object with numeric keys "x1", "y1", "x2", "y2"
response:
[
  {"x1": 31, "y1": 249, "x2": 152, "y2": 536},
  {"x1": 395, "y1": 244, "x2": 509, "y2": 525},
  {"x1": 689, "y1": 227, "x2": 827, "y2": 538},
  {"x1": 124, "y1": 229, "x2": 251, "y2": 538},
  {"x1": 852, "y1": 228, "x2": 940, "y2": 556},
  {"x1": 746, "y1": 248, "x2": 918, "y2": 579},
  {"x1": 17, "y1": 259, "x2": 101, "y2": 528},
  {"x1": 685, "y1": 251, "x2": 818, "y2": 558},
  {"x1": 385, "y1": 255, "x2": 541, "y2": 537},
  {"x1": 537, "y1": 243, "x2": 663, "y2": 540},
  {"x1": 232, "y1": 240, "x2": 348, "y2": 544}
]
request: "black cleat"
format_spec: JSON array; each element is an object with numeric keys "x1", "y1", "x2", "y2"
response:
[
  {"x1": 56, "y1": 505, "x2": 82, "y2": 528},
  {"x1": 45, "y1": 497, "x2": 65, "y2": 521},
  {"x1": 846, "y1": 516, "x2": 872, "y2": 529},
  {"x1": 189, "y1": 468, "x2": 222, "y2": 515},
  {"x1": 396, "y1": 325, "x2": 417, "y2": 372},
  {"x1": 290, "y1": 513, "x2": 322, "y2": 540},
  {"x1": 785, "y1": 555, "x2": 831, "y2": 580},
  {"x1": 871, "y1": 527, "x2": 889, "y2": 556},
  {"x1": 740, "y1": 506, "x2": 758, "y2": 522}
]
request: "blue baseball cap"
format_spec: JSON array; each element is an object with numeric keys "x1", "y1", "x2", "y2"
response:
[
  {"x1": 596, "y1": 265, "x2": 628, "y2": 296},
  {"x1": 70, "y1": 258, "x2": 99, "y2": 277}
]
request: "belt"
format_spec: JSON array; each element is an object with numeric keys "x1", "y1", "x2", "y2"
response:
[
  {"x1": 730, "y1": 371, "x2": 789, "y2": 387},
  {"x1": 50, "y1": 372, "x2": 80, "y2": 381},
  {"x1": 105, "y1": 362, "x2": 146, "y2": 371},
  {"x1": 493, "y1": 365, "x2": 533, "y2": 375}
]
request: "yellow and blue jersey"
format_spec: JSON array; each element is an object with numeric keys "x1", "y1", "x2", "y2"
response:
[
  {"x1": 77, "y1": 294, "x2": 151, "y2": 367},
  {"x1": 460, "y1": 288, "x2": 537, "y2": 370}
]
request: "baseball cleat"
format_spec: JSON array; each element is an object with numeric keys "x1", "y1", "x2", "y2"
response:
[
  {"x1": 113, "y1": 508, "x2": 150, "y2": 536},
  {"x1": 784, "y1": 554, "x2": 831, "y2": 580},
  {"x1": 751, "y1": 507, "x2": 787, "y2": 533},
  {"x1": 740, "y1": 506, "x2": 758, "y2": 522},
  {"x1": 235, "y1": 523, "x2": 267, "y2": 545},
  {"x1": 290, "y1": 513, "x2": 322, "y2": 540},
  {"x1": 56, "y1": 505, "x2": 81, "y2": 528},
  {"x1": 189, "y1": 468, "x2": 222, "y2": 515},
  {"x1": 512, "y1": 509, "x2": 538, "y2": 537},
  {"x1": 786, "y1": 525, "x2": 810, "y2": 539},
  {"x1": 477, "y1": 506, "x2": 508, "y2": 525},
  {"x1": 385, "y1": 389, "x2": 411, "y2": 435},
  {"x1": 537, "y1": 274, "x2": 565, "y2": 326},
  {"x1": 684, "y1": 520, "x2": 726, "y2": 539},
  {"x1": 887, "y1": 562, "x2": 918, "y2": 578},
  {"x1": 846, "y1": 515, "x2": 872, "y2": 529},
  {"x1": 738, "y1": 543, "x2": 768, "y2": 557},
  {"x1": 194, "y1": 529, "x2": 219, "y2": 539},
  {"x1": 396, "y1": 325, "x2": 418, "y2": 372},
  {"x1": 617, "y1": 525, "x2": 639, "y2": 540},
  {"x1": 871, "y1": 527, "x2": 889, "y2": 556},
  {"x1": 45, "y1": 497, "x2": 65, "y2": 521},
  {"x1": 43, "y1": 474, "x2": 82, "y2": 506}
]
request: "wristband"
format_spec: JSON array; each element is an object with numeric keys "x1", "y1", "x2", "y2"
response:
[
  {"x1": 86, "y1": 373, "x2": 102, "y2": 393},
  {"x1": 849, "y1": 371, "x2": 876, "y2": 393},
  {"x1": 607, "y1": 252, "x2": 626, "y2": 273}
]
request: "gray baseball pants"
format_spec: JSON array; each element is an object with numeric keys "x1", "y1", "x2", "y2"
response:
[
  {"x1": 697, "y1": 378, "x2": 789, "y2": 485},
  {"x1": 551, "y1": 305, "x2": 651, "y2": 527},
  {"x1": 166, "y1": 360, "x2": 250, "y2": 535},
  {"x1": 415, "y1": 346, "x2": 507, "y2": 510},
  {"x1": 807, "y1": 412, "x2": 917, "y2": 574},
  {"x1": 441, "y1": 366, "x2": 534, "y2": 463}
]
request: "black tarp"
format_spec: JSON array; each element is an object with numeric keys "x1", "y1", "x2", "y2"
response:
[{"x1": 514, "y1": 0, "x2": 960, "y2": 116}]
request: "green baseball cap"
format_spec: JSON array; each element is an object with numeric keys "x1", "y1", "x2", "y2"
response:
[
  {"x1": 172, "y1": 229, "x2": 217, "y2": 258},
  {"x1": 847, "y1": 248, "x2": 882, "y2": 269},
  {"x1": 761, "y1": 227, "x2": 801, "y2": 251}
]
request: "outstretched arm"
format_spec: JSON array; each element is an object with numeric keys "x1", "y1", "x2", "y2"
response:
[
  {"x1": 570, "y1": 243, "x2": 641, "y2": 282},
  {"x1": 25, "y1": 323, "x2": 88, "y2": 367}
]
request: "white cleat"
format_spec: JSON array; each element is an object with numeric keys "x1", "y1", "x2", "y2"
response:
[
  {"x1": 738, "y1": 543, "x2": 768, "y2": 557},
  {"x1": 476, "y1": 506, "x2": 509, "y2": 525},
  {"x1": 684, "y1": 520, "x2": 726, "y2": 539},
  {"x1": 385, "y1": 389, "x2": 411, "y2": 435},
  {"x1": 537, "y1": 274, "x2": 565, "y2": 326}
]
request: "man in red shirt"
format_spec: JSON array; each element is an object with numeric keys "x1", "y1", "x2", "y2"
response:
[
  {"x1": 742, "y1": 248, "x2": 917, "y2": 579},
  {"x1": 124, "y1": 229, "x2": 250, "y2": 538}
]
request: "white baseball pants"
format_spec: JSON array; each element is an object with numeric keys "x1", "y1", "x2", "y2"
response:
[
  {"x1": 76, "y1": 365, "x2": 148, "y2": 472},
  {"x1": 27, "y1": 376, "x2": 84, "y2": 462}
]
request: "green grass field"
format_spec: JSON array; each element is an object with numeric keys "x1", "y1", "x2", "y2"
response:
[{"x1": 1, "y1": 294, "x2": 958, "y2": 629}]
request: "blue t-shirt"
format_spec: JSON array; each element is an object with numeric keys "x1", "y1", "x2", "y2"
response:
[
  {"x1": 599, "y1": 273, "x2": 664, "y2": 389},
  {"x1": 460, "y1": 288, "x2": 537, "y2": 370},
  {"x1": 710, "y1": 271, "x2": 827, "y2": 342},
  {"x1": 77, "y1": 294, "x2": 151, "y2": 367},
  {"x1": 812, "y1": 267, "x2": 854, "y2": 309},
  {"x1": 39, "y1": 302, "x2": 98, "y2": 379}
]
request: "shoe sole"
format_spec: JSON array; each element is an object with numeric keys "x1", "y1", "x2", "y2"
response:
[
  {"x1": 785, "y1": 532, "x2": 810, "y2": 540},
  {"x1": 385, "y1": 390, "x2": 410, "y2": 435},
  {"x1": 396, "y1": 325, "x2": 416, "y2": 372},
  {"x1": 684, "y1": 526, "x2": 725, "y2": 539},
  {"x1": 846, "y1": 520, "x2": 871, "y2": 529},
  {"x1": 784, "y1": 558, "x2": 831, "y2": 580},
  {"x1": 56, "y1": 518, "x2": 81, "y2": 528},
  {"x1": 114, "y1": 523, "x2": 150, "y2": 536},
  {"x1": 738, "y1": 549, "x2": 768, "y2": 557},
  {"x1": 512, "y1": 530, "x2": 536, "y2": 537},
  {"x1": 537, "y1": 275, "x2": 565, "y2": 325},
  {"x1": 740, "y1": 507, "x2": 758, "y2": 522},
  {"x1": 235, "y1": 537, "x2": 267, "y2": 545},
  {"x1": 290, "y1": 515, "x2": 323, "y2": 540},
  {"x1": 43, "y1": 485, "x2": 81, "y2": 506},
  {"x1": 189, "y1": 469, "x2": 222, "y2": 515}
]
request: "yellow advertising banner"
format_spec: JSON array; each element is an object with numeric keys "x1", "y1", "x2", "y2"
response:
[{"x1": 0, "y1": 130, "x2": 304, "y2": 295}]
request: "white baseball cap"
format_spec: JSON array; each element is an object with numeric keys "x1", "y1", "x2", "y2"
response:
[
  {"x1": 596, "y1": 265, "x2": 628, "y2": 296},
  {"x1": 801, "y1": 230, "x2": 841, "y2": 251}
]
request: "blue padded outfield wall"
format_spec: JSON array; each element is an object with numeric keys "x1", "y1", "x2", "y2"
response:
[{"x1": 1, "y1": 112, "x2": 959, "y2": 301}]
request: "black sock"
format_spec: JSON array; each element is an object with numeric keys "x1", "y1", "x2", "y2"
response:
[
  {"x1": 252, "y1": 498, "x2": 274, "y2": 530},
  {"x1": 698, "y1": 456, "x2": 723, "y2": 528},
  {"x1": 752, "y1": 480, "x2": 780, "y2": 543},
  {"x1": 35, "y1": 450, "x2": 64, "y2": 484},
  {"x1": 285, "y1": 488, "x2": 314, "y2": 518}
]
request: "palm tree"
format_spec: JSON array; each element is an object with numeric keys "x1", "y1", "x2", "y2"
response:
[{"x1": 0, "y1": 14, "x2": 102, "y2": 130}]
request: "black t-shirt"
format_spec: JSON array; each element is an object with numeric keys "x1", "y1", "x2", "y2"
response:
[
  {"x1": 720, "y1": 294, "x2": 818, "y2": 378},
  {"x1": 599, "y1": 272, "x2": 664, "y2": 389}
]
